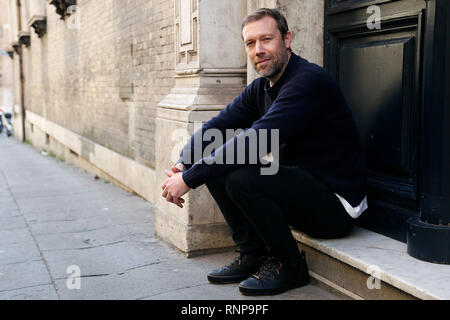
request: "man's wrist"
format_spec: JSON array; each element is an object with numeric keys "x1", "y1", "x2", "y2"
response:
[{"x1": 174, "y1": 162, "x2": 186, "y2": 172}]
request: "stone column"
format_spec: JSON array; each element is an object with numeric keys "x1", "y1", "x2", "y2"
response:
[
  {"x1": 18, "y1": 0, "x2": 31, "y2": 46},
  {"x1": 155, "y1": 0, "x2": 247, "y2": 256},
  {"x1": 277, "y1": 0, "x2": 324, "y2": 66},
  {"x1": 407, "y1": 0, "x2": 450, "y2": 264},
  {"x1": 28, "y1": 0, "x2": 47, "y2": 38}
]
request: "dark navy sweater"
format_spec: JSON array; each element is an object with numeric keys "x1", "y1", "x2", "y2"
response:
[{"x1": 179, "y1": 53, "x2": 367, "y2": 207}]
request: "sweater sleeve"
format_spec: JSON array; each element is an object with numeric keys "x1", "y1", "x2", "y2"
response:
[
  {"x1": 177, "y1": 79, "x2": 260, "y2": 170},
  {"x1": 182, "y1": 76, "x2": 323, "y2": 189}
]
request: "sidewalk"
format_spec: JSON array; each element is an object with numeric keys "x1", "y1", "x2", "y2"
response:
[{"x1": 0, "y1": 135, "x2": 342, "y2": 300}]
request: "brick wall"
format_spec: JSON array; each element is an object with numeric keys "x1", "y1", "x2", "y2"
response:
[{"x1": 25, "y1": 0, "x2": 175, "y2": 167}]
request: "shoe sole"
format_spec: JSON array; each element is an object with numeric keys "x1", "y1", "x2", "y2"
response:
[
  {"x1": 238, "y1": 276, "x2": 311, "y2": 296},
  {"x1": 207, "y1": 274, "x2": 253, "y2": 284}
]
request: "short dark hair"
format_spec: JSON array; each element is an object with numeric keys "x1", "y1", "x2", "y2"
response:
[{"x1": 241, "y1": 8, "x2": 290, "y2": 39}]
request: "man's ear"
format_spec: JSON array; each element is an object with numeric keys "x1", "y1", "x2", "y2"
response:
[{"x1": 284, "y1": 31, "x2": 293, "y2": 50}]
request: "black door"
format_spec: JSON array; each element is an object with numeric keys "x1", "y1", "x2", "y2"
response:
[{"x1": 324, "y1": 0, "x2": 427, "y2": 242}]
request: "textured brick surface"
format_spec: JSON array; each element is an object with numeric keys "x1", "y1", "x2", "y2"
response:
[{"x1": 23, "y1": 0, "x2": 176, "y2": 167}]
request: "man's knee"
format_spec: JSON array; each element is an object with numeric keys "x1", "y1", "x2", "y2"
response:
[{"x1": 224, "y1": 166, "x2": 261, "y2": 199}]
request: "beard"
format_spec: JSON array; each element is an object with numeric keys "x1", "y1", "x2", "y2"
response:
[{"x1": 252, "y1": 45, "x2": 289, "y2": 80}]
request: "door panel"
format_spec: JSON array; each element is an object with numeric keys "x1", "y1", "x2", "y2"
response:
[
  {"x1": 325, "y1": 0, "x2": 426, "y2": 241},
  {"x1": 340, "y1": 37, "x2": 415, "y2": 177}
]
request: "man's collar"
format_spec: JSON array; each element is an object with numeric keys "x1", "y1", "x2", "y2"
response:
[{"x1": 264, "y1": 52, "x2": 299, "y2": 97}]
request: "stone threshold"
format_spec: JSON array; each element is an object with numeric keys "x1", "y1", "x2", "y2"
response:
[{"x1": 292, "y1": 227, "x2": 450, "y2": 300}]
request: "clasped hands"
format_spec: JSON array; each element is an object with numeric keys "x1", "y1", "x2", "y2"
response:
[{"x1": 161, "y1": 162, "x2": 190, "y2": 208}]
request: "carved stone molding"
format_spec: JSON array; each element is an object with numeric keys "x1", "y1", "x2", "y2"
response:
[
  {"x1": 175, "y1": 0, "x2": 199, "y2": 72},
  {"x1": 7, "y1": 49, "x2": 14, "y2": 59},
  {"x1": 18, "y1": 31, "x2": 31, "y2": 47},
  {"x1": 29, "y1": 15, "x2": 47, "y2": 38},
  {"x1": 155, "y1": 0, "x2": 248, "y2": 255},
  {"x1": 11, "y1": 42, "x2": 19, "y2": 54},
  {"x1": 47, "y1": 0, "x2": 77, "y2": 20}
]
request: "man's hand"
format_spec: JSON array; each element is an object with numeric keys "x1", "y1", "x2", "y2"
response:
[{"x1": 161, "y1": 164, "x2": 190, "y2": 208}]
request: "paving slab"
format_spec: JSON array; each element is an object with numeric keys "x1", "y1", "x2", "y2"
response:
[
  {"x1": 0, "y1": 284, "x2": 58, "y2": 300},
  {"x1": 44, "y1": 240, "x2": 182, "y2": 279},
  {"x1": 0, "y1": 260, "x2": 53, "y2": 292},
  {"x1": 0, "y1": 284, "x2": 59, "y2": 300},
  {"x1": 0, "y1": 241, "x2": 42, "y2": 265},
  {"x1": 0, "y1": 228, "x2": 35, "y2": 245},
  {"x1": 0, "y1": 216, "x2": 27, "y2": 231},
  {"x1": 34, "y1": 222, "x2": 155, "y2": 251}
]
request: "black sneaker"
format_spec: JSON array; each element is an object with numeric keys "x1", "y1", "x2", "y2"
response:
[
  {"x1": 238, "y1": 252, "x2": 310, "y2": 295},
  {"x1": 207, "y1": 252, "x2": 262, "y2": 284}
]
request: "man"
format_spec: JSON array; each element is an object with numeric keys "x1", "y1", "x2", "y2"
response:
[{"x1": 161, "y1": 8, "x2": 367, "y2": 296}]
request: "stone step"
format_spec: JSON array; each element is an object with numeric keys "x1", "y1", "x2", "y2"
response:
[{"x1": 292, "y1": 227, "x2": 450, "y2": 300}]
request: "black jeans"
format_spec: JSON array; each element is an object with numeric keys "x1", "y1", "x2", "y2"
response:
[{"x1": 205, "y1": 165, "x2": 354, "y2": 268}]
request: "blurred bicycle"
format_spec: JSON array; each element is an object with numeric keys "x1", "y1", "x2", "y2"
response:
[{"x1": 0, "y1": 107, "x2": 13, "y2": 137}]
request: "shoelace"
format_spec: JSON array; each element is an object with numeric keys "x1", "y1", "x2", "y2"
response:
[
  {"x1": 223, "y1": 250, "x2": 245, "y2": 270},
  {"x1": 252, "y1": 257, "x2": 282, "y2": 280}
]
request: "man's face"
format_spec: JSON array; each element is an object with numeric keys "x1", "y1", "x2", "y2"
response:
[{"x1": 242, "y1": 16, "x2": 292, "y2": 81}]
